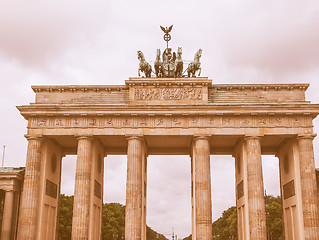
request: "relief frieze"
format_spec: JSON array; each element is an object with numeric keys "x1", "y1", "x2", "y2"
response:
[
  {"x1": 134, "y1": 87, "x2": 202, "y2": 100},
  {"x1": 241, "y1": 117, "x2": 251, "y2": 127},
  {"x1": 105, "y1": 118, "x2": 114, "y2": 127},
  {"x1": 32, "y1": 115, "x2": 311, "y2": 129},
  {"x1": 71, "y1": 118, "x2": 81, "y2": 127},
  {"x1": 172, "y1": 117, "x2": 182, "y2": 127},
  {"x1": 122, "y1": 118, "x2": 132, "y2": 127},
  {"x1": 155, "y1": 117, "x2": 164, "y2": 127}
]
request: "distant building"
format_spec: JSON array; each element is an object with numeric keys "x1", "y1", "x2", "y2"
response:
[{"x1": 0, "y1": 167, "x2": 25, "y2": 240}]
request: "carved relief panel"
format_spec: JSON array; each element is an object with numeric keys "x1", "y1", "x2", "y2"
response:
[
  {"x1": 30, "y1": 115, "x2": 312, "y2": 130},
  {"x1": 127, "y1": 78, "x2": 210, "y2": 105}
]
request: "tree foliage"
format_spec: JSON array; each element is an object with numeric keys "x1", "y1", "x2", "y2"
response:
[
  {"x1": 146, "y1": 226, "x2": 168, "y2": 240},
  {"x1": 58, "y1": 194, "x2": 74, "y2": 240},
  {"x1": 265, "y1": 195, "x2": 283, "y2": 240},
  {"x1": 58, "y1": 194, "x2": 167, "y2": 240},
  {"x1": 102, "y1": 202, "x2": 125, "y2": 240},
  {"x1": 183, "y1": 234, "x2": 192, "y2": 240},
  {"x1": 212, "y1": 206, "x2": 237, "y2": 239},
  {"x1": 183, "y1": 195, "x2": 283, "y2": 240}
]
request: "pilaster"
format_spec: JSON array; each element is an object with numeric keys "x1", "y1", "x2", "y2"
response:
[{"x1": 1, "y1": 190, "x2": 15, "y2": 239}]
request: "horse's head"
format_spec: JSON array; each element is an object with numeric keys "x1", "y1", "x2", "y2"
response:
[
  {"x1": 196, "y1": 49, "x2": 202, "y2": 59},
  {"x1": 137, "y1": 50, "x2": 144, "y2": 61},
  {"x1": 156, "y1": 49, "x2": 161, "y2": 60}
]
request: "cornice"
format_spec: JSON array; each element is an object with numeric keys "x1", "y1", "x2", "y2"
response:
[
  {"x1": 32, "y1": 85, "x2": 128, "y2": 93},
  {"x1": 31, "y1": 83, "x2": 309, "y2": 93},
  {"x1": 210, "y1": 83, "x2": 309, "y2": 91}
]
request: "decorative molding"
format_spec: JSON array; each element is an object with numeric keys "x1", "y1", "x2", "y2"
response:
[
  {"x1": 29, "y1": 115, "x2": 312, "y2": 129},
  {"x1": 32, "y1": 85, "x2": 128, "y2": 93},
  {"x1": 297, "y1": 133, "x2": 317, "y2": 140},
  {"x1": 210, "y1": 84, "x2": 309, "y2": 91}
]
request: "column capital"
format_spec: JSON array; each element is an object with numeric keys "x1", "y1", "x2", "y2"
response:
[
  {"x1": 192, "y1": 135, "x2": 211, "y2": 141},
  {"x1": 297, "y1": 133, "x2": 316, "y2": 140},
  {"x1": 244, "y1": 134, "x2": 263, "y2": 141},
  {"x1": 75, "y1": 136, "x2": 94, "y2": 141},
  {"x1": 4, "y1": 189, "x2": 15, "y2": 193},
  {"x1": 24, "y1": 134, "x2": 43, "y2": 141},
  {"x1": 126, "y1": 135, "x2": 144, "y2": 141}
]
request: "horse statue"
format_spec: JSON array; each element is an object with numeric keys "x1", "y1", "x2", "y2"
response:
[
  {"x1": 187, "y1": 49, "x2": 202, "y2": 77},
  {"x1": 137, "y1": 50, "x2": 152, "y2": 77},
  {"x1": 154, "y1": 49, "x2": 162, "y2": 77},
  {"x1": 175, "y1": 47, "x2": 183, "y2": 77}
]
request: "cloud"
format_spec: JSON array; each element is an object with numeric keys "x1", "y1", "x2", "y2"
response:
[
  {"x1": 147, "y1": 156, "x2": 191, "y2": 238},
  {"x1": 215, "y1": 1, "x2": 319, "y2": 80},
  {"x1": 0, "y1": 1, "x2": 109, "y2": 66},
  {"x1": 1, "y1": 0, "x2": 319, "y2": 238}
]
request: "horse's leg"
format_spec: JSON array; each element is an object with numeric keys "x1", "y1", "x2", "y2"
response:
[
  {"x1": 148, "y1": 66, "x2": 152, "y2": 77},
  {"x1": 138, "y1": 68, "x2": 141, "y2": 77},
  {"x1": 199, "y1": 68, "x2": 201, "y2": 76}
]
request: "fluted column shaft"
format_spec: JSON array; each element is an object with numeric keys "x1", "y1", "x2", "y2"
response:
[
  {"x1": 298, "y1": 135, "x2": 319, "y2": 239},
  {"x1": 72, "y1": 137, "x2": 93, "y2": 240},
  {"x1": 125, "y1": 136, "x2": 144, "y2": 240},
  {"x1": 17, "y1": 137, "x2": 42, "y2": 240},
  {"x1": 245, "y1": 136, "x2": 266, "y2": 240},
  {"x1": 193, "y1": 136, "x2": 212, "y2": 240},
  {"x1": 1, "y1": 190, "x2": 14, "y2": 239}
]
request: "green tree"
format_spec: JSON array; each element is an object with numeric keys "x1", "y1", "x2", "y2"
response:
[
  {"x1": 57, "y1": 194, "x2": 168, "y2": 240},
  {"x1": 101, "y1": 202, "x2": 125, "y2": 240},
  {"x1": 183, "y1": 234, "x2": 192, "y2": 240},
  {"x1": 265, "y1": 195, "x2": 283, "y2": 240},
  {"x1": 146, "y1": 226, "x2": 168, "y2": 240},
  {"x1": 184, "y1": 195, "x2": 283, "y2": 240},
  {"x1": 212, "y1": 206, "x2": 237, "y2": 239},
  {"x1": 58, "y1": 194, "x2": 74, "y2": 240}
]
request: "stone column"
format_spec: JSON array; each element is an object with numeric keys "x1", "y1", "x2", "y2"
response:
[
  {"x1": 297, "y1": 134, "x2": 319, "y2": 239},
  {"x1": 192, "y1": 136, "x2": 212, "y2": 240},
  {"x1": 1, "y1": 190, "x2": 14, "y2": 239},
  {"x1": 245, "y1": 136, "x2": 267, "y2": 240},
  {"x1": 71, "y1": 137, "x2": 93, "y2": 240},
  {"x1": 125, "y1": 136, "x2": 144, "y2": 240},
  {"x1": 17, "y1": 136, "x2": 42, "y2": 240}
]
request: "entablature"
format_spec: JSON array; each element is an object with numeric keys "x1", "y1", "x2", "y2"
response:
[{"x1": 17, "y1": 103, "x2": 319, "y2": 120}]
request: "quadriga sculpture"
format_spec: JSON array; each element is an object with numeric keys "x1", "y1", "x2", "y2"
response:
[
  {"x1": 175, "y1": 47, "x2": 183, "y2": 77},
  {"x1": 154, "y1": 49, "x2": 162, "y2": 77},
  {"x1": 187, "y1": 49, "x2": 202, "y2": 77},
  {"x1": 137, "y1": 50, "x2": 152, "y2": 78}
]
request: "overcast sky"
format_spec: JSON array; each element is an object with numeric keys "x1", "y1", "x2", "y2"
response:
[{"x1": 1, "y1": 1, "x2": 319, "y2": 239}]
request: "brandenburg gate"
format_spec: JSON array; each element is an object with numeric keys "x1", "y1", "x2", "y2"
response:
[
  {"x1": 14, "y1": 27, "x2": 319, "y2": 240},
  {"x1": 15, "y1": 76, "x2": 319, "y2": 240}
]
